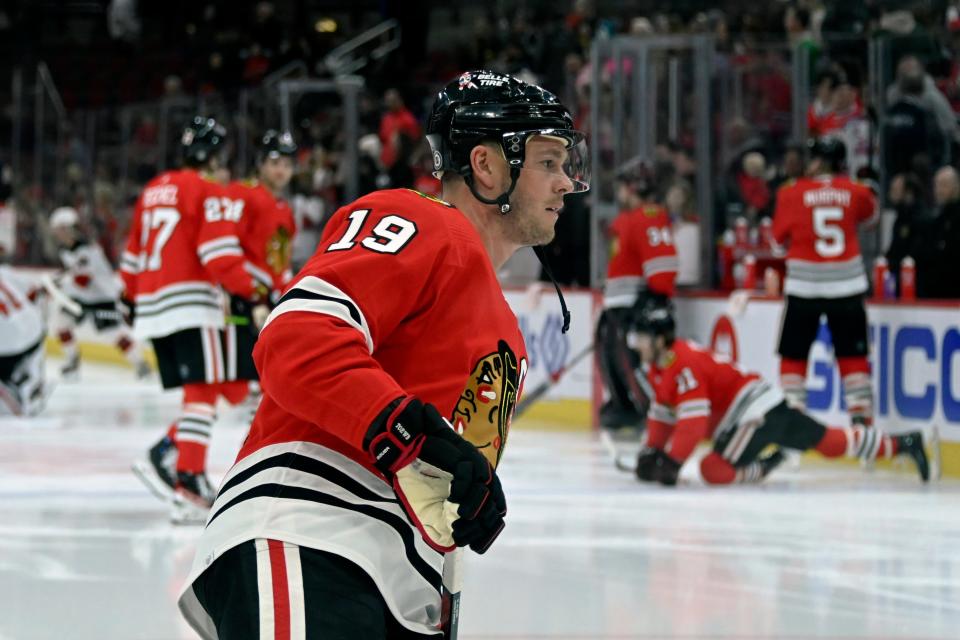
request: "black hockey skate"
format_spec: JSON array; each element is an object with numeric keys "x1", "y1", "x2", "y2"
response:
[
  {"x1": 171, "y1": 471, "x2": 216, "y2": 525},
  {"x1": 894, "y1": 431, "x2": 930, "y2": 482},
  {"x1": 758, "y1": 448, "x2": 786, "y2": 478},
  {"x1": 131, "y1": 436, "x2": 178, "y2": 502},
  {"x1": 60, "y1": 353, "x2": 80, "y2": 381}
]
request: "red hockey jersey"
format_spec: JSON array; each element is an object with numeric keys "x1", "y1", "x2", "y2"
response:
[
  {"x1": 772, "y1": 175, "x2": 877, "y2": 298},
  {"x1": 604, "y1": 204, "x2": 678, "y2": 307},
  {"x1": 120, "y1": 169, "x2": 263, "y2": 338},
  {"x1": 227, "y1": 180, "x2": 297, "y2": 292},
  {"x1": 179, "y1": 188, "x2": 528, "y2": 637},
  {"x1": 645, "y1": 339, "x2": 781, "y2": 464}
]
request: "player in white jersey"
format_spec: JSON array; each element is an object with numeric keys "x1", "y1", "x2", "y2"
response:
[
  {"x1": 0, "y1": 264, "x2": 48, "y2": 416},
  {"x1": 48, "y1": 207, "x2": 150, "y2": 379}
]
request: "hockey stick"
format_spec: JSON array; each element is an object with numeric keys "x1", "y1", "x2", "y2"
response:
[
  {"x1": 40, "y1": 273, "x2": 82, "y2": 316},
  {"x1": 514, "y1": 343, "x2": 594, "y2": 417},
  {"x1": 440, "y1": 548, "x2": 464, "y2": 639}
]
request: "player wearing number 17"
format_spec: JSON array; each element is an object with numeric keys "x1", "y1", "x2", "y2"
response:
[
  {"x1": 772, "y1": 137, "x2": 878, "y2": 431},
  {"x1": 122, "y1": 117, "x2": 271, "y2": 524}
]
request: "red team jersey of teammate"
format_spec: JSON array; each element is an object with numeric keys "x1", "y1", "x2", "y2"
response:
[
  {"x1": 604, "y1": 204, "x2": 678, "y2": 307},
  {"x1": 645, "y1": 339, "x2": 782, "y2": 464},
  {"x1": 179, "y1": 189, "x2": 529, "y2": 636},
  {"x1": 227, "y1": 181, "x2": 296, "y2": 292},
  {"x1": 772, "y1": 175, "x2": 877, "y2": 298},
  {"x1": 120, "y1": 169, "x2": 264, "y2": 338}
]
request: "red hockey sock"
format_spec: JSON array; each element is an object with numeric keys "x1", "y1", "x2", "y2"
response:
[
  {"x1": 815, "y1": 426, "x2": 896, "y2": 460},
  {"x1": 175, "y1": 384, "x2": 219, "y2": 474},
  {"x1": 838, "y1": 356, "x2": 873, "y2": 426},
  {"x1": 116, "y1": 335, "x2": 133, "y2": 353},
  {"x1": 217, "y1": 380, "x2": 250, "y2": 405},
  {"x1": 59, "y1": 330, "x2": 75, "y2": 345},
  {"x1": 779, "y1": 358, "x2": 807, "y2": 409}
]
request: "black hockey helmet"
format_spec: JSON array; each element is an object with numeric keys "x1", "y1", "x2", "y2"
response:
[
  {"x1": 807, "y1": 136, "x2": 846, "y2": 173},
  {"x1": 615, "y1": 156, "x2": 656, "y2": 197},
  {"x1": 633, "y1": 294, "x2": 676, "y2": 341},
  {"x1": 181, "y1": 116, "x2": 227, "y2": 166},
  {"x1": 258, "y1": 129, "x2": 297, "y2": 164},
  {"x1": 425, "y1": 70, "x2": 589, "y2": 213}
]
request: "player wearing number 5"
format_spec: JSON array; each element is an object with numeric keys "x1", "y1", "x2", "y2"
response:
[
  {"x1": 772, "y1": 137, "x2": 878, "y2": 431},
  {"x1": 121, "y1": 117, "x2": 272, "y2": 523}
]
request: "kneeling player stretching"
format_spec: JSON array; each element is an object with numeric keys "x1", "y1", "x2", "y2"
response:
[{"x1": 631, "y1": 298, "x2": 930, "y2": 486}]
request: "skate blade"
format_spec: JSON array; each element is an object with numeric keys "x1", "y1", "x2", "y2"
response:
[
  {"x1": 170, "y1": 495, "x2": 210, "y2": 526},
  {"x1": 599, "y1": 429, "x2": 638, "y2": 473},
  {"x1": 131, "y1": 459, "x2": 176, "y2": 504}
]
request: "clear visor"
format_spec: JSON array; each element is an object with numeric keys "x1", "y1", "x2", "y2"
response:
[{"x1": 507, "y1": 131, "x2": 591, "y2": 193}]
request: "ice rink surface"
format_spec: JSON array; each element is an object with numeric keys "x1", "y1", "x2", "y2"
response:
[{"x1": 1, "y1": 361, "x2": 958, "y2": 640}]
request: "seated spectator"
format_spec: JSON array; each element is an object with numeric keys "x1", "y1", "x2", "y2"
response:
[
  {"x1": 379, "y1": 88, "x2": 421, "y2": 170},
  {"x1": 919, "y1": 166, "x2": 960, "y2": 299},
  {"x1": 884, "y1": 172, "x2": 930, "y2": 296},
  {"x1": 808, "y1": 69, "x2": 840, "y2": 138},
  {"x1": 736, "y1": 151, "x2": 772, "y2": 220}
]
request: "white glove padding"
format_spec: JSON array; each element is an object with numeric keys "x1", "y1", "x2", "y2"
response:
[
  {"x1": 252, "y1": 304, "x2": 270, "y2": 330},
  {"x1": 394, "y1": 459, "x2": 460, "y2": 551}
]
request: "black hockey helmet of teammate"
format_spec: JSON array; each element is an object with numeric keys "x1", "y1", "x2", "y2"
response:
[
  {"x1": 615, "y1": 156, "x2": 656, "y2": 197},
  {"x1": 633, "y1": 294, "x2": 676, "y2": 341},
  {"x1": 258, "y1": 129, "x2": 297, "y2": 164},
  {"x1": 807, "y1": 136, "x2": 846, "y2": 173},
  {"x1": 181, "y1": 116, "x2": 227, "y2": 165},
  {"x1": 425, "y1": 70, "x2": 589, "y2": 213}
]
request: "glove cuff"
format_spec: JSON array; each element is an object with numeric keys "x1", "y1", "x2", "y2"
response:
[{"x1": 365, "y1": 396, "x2": 423, "y2": 474}]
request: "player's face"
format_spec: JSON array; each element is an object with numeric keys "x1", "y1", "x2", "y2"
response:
[
  {"x1": 506, "y1": 137, "x2": 574, "y2": 246},
  {"x1": 634, "y1": 331, "x2": 655, "y2": 363},
  {"x1": 261, "y1": 156, "x2": 294, "y2": 192},
  {"x1": 52, "y1": 226, "x2": 74, "y2": 246}
]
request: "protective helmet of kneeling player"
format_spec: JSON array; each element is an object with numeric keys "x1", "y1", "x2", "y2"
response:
[
  {"x1": 257, "y1": 129, "x2": 297, "y2": 164},
  {"x1": 181, "y1": 116, "x2": 227, "y2": 167},
  {"x1": 632, "y1": 294, "x2": 676, "y2": 361},
  {"x1": 426, "y1": 70, "x2": 590, "y2": 213},
  {"x1": 807, "y1": 136, "x2": 846, "y2": 174}
]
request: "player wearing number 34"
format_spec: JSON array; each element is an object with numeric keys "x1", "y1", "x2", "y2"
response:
[
  {"x1": 177, "y1": 70, "x2": 590, "y2": 639},
  {"x1": 771, "y1": 137, "x2": 878, "y2": 430}
]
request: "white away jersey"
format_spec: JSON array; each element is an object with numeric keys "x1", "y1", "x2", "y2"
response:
[
  {"x1": 0, "y1": 266, "x2": 44, "y2": 356},
  {"x1": 58, "y1": 241, "x2": 122, "y2": 304}
]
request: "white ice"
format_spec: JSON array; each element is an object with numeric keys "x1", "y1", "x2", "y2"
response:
[{"x1": 1, "y1": 360, "x2": 958, "y2": 640}]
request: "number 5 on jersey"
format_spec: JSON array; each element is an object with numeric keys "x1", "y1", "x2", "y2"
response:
[{"x1": 327, "y1": 209, "x2": 418, "y2": 254}]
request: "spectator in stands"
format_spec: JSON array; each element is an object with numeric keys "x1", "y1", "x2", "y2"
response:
[
  {"x1": 768, "y1": 143, "x2": 805, "y2": 193},
  {"x1": 737, "y1": 151, "x2": 773, "y2": 220},
  {"x1": 883, "y1": 57, "x2": 947, "y2": 183},
  {"x1": 807, "y1": 68, "x2": 840, "y2": 138},
  {"x1": 887, "y1": 55, "x2": 960, "y2": 146},
  {"x1": 884, "y1": 172, "x2": 930, "y2": 297},
  {"x1": 378, "y1": 88, "x2": 421, "y2": 170},
  {"x1": 920, "y1": 165, "x2": 960, "y2": 299}
]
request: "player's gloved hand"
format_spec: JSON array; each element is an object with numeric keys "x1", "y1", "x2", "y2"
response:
[
  {"x1": 635, "y1": 447, "x2": 681, "y2": 486},
  {"x1": 119, "y1": 296, "x2": 136, "y2": 326},
  {"x1": 364, "y1": 396, "x2": 507, "y2": 554},
  {"x1": 635, "y1": 446, "x2": 662, "y2": 482}
]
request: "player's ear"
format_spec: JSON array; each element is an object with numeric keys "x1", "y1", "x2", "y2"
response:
[{"x1": 469, "y1": 142, "x2": 501, "y2": 190}]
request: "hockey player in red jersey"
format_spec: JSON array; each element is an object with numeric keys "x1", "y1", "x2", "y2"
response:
[
  {"x1": 228, "y1": 129, "x2": 297, "y2": 296},
  {"x1": 630, "y1": 297, "x2": 930, "y2": 486},
  {"x1": 772, "y1": 137, "x2": 877, "y2": 430},
  {"x1": 178, "y1": 71, "x2": 589, "y2": 639},
  {"x1": 123, "y1": 117, "x2": 270, "y2": 523},
  {"x1": 598, "y1": 158, "x2": 678, "y2": 428}
]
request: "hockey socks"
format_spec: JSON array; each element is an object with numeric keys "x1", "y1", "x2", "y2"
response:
[{"x1": 779, "y1": 358, "x2": 807, "y2": 410}]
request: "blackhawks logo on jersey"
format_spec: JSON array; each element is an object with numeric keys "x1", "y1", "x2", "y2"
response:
[
  {"x1": 452, "y1": 340, "x2": 525, "y2": 468},
  {"x1": 265, "y1": 227, "x2": 292, "y2": 275}
]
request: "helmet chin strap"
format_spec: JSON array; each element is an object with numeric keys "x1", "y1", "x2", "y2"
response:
[
  {"x1": 464, "y1": 165, "x2": 522, "y2": 214},
  {"x1": 532, "y1": 245, "x2": 571, "y2": 334}
]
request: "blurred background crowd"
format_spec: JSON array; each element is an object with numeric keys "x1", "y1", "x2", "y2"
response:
[{"x1": 2, "y1": 0, "x2": 960, "y2": 299}]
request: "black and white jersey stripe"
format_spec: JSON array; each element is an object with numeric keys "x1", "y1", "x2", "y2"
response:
[
  {"x1": 133, "y1": 281, "x2": 225, "y2": 338},
  {"x1": 263, "y1": 276, "x2": 374, "y2": 353},
  {"x1": 197, "y1": 236, "x2": 244, "y2": 266},
  {"x1": 784, "y1": 255, "x2": 868, "y2": 297},
  {"x1": 180, "y1": 441, "x2": 444, "y2": 637}
]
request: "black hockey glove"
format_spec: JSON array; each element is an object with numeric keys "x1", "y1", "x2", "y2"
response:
[
  {"x1": 118, "y1": 296, "x2": 136, "y2": 326},
  {"x1": 364, "y1": 396, "x2": 507, "y2": 554},
  {"x1": 636, "y1": 447, "x2": 681, "y2": 486}
]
